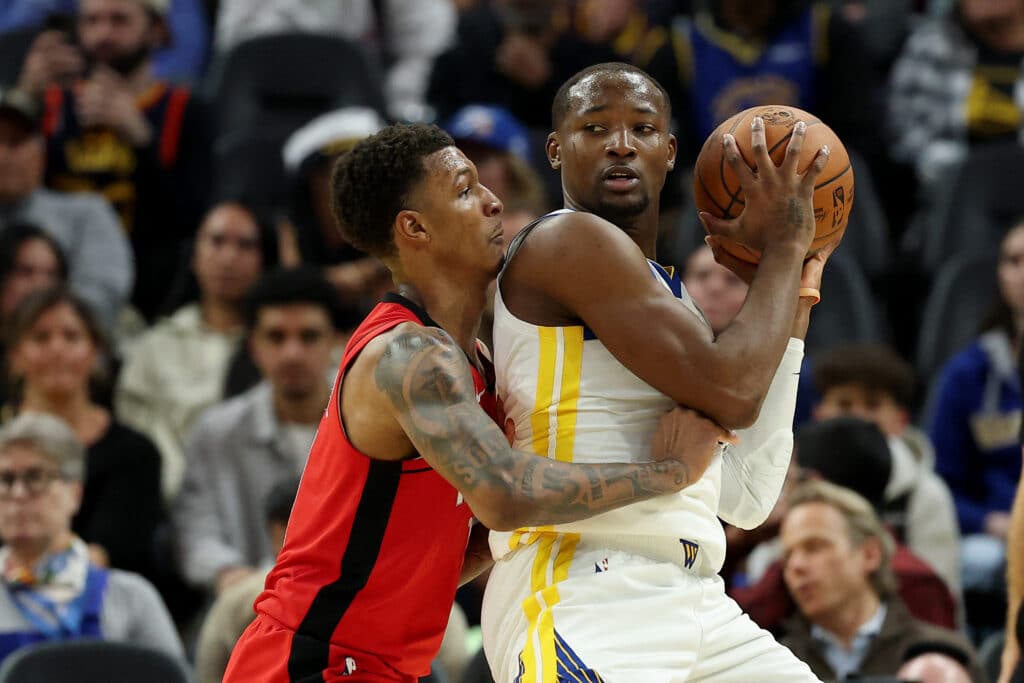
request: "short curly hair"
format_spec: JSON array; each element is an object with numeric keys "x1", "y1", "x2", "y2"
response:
[{"x1": 330, "y1": 124, "x2": 455, "y2": 260}]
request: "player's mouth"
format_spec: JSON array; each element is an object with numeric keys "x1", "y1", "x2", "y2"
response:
[
  {"x1": 601, "y1": 165, "x2": 640, "y2": 192},
  {"x1": 490, "y1": 221, "x2": 505, "y2": 243}
]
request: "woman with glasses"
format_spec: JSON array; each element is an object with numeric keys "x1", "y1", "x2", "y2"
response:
[
  {"x1": 0, "y1": 411, "x2": 182, "y2": 662},
  {"x1": 3, "y1": 287, "x2": 163, "y2": 585}
]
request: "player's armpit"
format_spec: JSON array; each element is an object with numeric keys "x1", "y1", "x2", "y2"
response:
[
  {"x1": 373, "y1": 327, "x2": 716, "y2": 531},
  {"x1": 459, "y1": 522, "x2": 493, "y2": 586}
]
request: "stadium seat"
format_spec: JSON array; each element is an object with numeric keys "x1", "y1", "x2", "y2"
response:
[
  {"x1": 0, "y1": 640, "x2": 190, "y2": 683},
  {"x1": 205, "y1": 32, "x2": 388, "y2": 139},
  {"x1": 914, "y1": 252, "x2": 998, "y2": 381},
  {"x1": 212, "y1": 125, "x2": 291, "y2": 215},
  {"x1": 804, "y1": 250, "x2": 886, "y2": 356},
  {"x1": 919, "y1": 143, "x2": 1024, "y2": 274}
]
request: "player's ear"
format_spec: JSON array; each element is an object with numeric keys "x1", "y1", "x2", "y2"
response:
[
  {"x1": 667, "y1": 133, "x2": 677, "y2": 171},
  {"x1": 394, "y1": 209, "x2": 430, "y2": 248},
  {"x1": 547, "y1": 132, "x2": 561, "y2": 170}
]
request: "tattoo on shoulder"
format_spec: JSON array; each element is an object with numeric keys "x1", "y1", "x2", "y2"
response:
[{"x1": 374, "y1": 327, "x2": 513, "y2": 492}]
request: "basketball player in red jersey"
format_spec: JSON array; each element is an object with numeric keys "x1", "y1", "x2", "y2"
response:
[{"x1": 223, "y1": 124, "x2": 731, "y2": 683}]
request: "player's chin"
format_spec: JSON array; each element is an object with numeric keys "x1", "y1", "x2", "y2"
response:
[{"x1": 596, "y1": 194, "x2": 649, "y2": 219}]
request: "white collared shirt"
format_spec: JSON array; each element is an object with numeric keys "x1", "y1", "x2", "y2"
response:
[{"x1": 811, "y1": 603, "x2": 889, "y2": 680}]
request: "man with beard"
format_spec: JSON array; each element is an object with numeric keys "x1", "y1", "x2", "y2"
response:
[{"x1": 16, "y1": 0, "x2": 211, "y2": 319}]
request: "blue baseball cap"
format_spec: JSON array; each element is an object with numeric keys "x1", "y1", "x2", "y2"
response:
[{"x1": 442, "y1": 105, "x2": 531, "y2": 161}]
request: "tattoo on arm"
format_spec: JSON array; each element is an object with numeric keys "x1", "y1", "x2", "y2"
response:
[{"x1": 375, "y1": 328, "x2": 689, "y2": 527}]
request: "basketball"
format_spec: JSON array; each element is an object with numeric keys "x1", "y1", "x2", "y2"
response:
[{"x1": 693, "y1": 105, "x2": 854, "y2": 264}]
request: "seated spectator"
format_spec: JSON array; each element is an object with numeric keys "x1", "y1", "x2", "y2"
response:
[
  {"x1": 172, "y1": 267, "x2": 340, "y2": 593},
  {"x1": 212, "y1": 0, "x2": 455, "y2": 121},
  {"x1": 777, "y1": 479, "x2": 986, "y2": 682},
  {"x1": 193, "y1": 475, "x2": 299, "y2": 683},
  {"x1": 899, "y1": 652, "x2": 974, "y2": 683},
  {"x1": 427, "y1": 0, "x2": 619, "y2": 128},
  {"x1": 0, "y1": 224, "x2": 67, "y2": 325},
  {"x1": 0, "y1": 412, "x2": 182, "y2": 662},
  {"x1": 888, "y1": 0, "x2": 1024, "y2": 196},
  {"x1": 681, "y1": 242, "x2": 748, "y2": 336},
  {"x1": 16, "y1": 0, "x2": 211, "y2": 320},
  {"x1": 115, "y1": 201, "x2": 273, "y2": 502},
  {"x1": 930, "y1": 220, "x2": 1024, "y2": 599},
  {"x1": 733, "y1": 417, "x2": 959, "y2": 631},
  {"x1": 441, "y1": 103, "x2": 549, "y2": 219},
  {"x1": 0, "y1": 87, "x2": 132, "y2": 331},
  {"x1": 813, "y1": 343, "x2": 961, "y2": 595},
  {"x1": 0, "y1": 0, "x2": 210, "y2": 84},
  {"x1": 645, "y1": 0, "x2": 880, "y2": 165},
  {"x1": 3, "y1": 288, "x2": 163, "y2": 582},
  {"x1": 282, "y1": 107, "x2": 391, "y2": 307}
]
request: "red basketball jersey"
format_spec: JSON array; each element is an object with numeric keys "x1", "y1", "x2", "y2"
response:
[{"x1": 252, "y1": 293, "x2": 497, "y2": 680}]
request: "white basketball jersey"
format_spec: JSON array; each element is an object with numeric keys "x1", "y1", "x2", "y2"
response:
[{"x1": 490, "y1": 210, "x2": 730, "y2": 572}]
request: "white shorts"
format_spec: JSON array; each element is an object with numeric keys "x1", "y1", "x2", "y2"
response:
[{"x1": 481, "y1": 533, "x2": 821, "y2": 683}]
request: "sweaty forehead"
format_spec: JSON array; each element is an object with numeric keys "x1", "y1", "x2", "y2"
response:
[{"x1": 565, "y1": 72, "x2": 665, "y2": 116}]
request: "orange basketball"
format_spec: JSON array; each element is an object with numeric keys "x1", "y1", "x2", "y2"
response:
[{"x1": 693, "y1": 105, "x2": 854, "y2": 264}]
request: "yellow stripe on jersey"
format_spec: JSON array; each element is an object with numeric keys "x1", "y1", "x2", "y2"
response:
[
  {"x1": 518, "y1": 533, "x2": 580, "y2": 683},
  {"x1": 530, "y1": 327, "x2": 558, "y2": 459},
  {"x1": 554, "y1": 327, "x2": 583, "y2": 463}
]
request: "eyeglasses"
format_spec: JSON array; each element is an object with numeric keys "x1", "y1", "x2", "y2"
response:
[{"x1": 0, "y1": 467, "x2": 64, "y2": 498}]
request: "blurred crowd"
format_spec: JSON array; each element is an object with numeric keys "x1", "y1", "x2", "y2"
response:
[{"x1": 0, "y1": 0, "x2": 1021, "y2": 682}]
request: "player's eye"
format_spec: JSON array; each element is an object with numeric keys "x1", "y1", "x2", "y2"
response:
[
  {"x1": 583, "y1": 124, "x2": 606, "y2": 133},
  {"x1": 459, "y1": 186, "x2": 472, "y2": 199}
]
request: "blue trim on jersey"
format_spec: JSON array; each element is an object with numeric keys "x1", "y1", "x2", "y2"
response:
[
  {"x1": 554, "y1": 629, "x2": 605, "y2": 683},
  {"x1": 648, "y1": 260, "x2": 683, "y2": 298}
]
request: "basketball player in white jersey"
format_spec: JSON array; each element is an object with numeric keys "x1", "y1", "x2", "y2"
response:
[{"x1": 481, "y1": 62, "x2": 838, "y2": 682}]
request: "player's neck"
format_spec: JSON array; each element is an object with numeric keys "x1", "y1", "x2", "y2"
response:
[
  {"x1": 567, "y1": 199, "x2": 660, "y2": 259},
  {"x1": 396, "y1": 282, "x2": 485, "y2": 357}
]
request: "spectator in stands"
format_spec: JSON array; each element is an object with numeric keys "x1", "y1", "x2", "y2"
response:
[
  {"x1": 3, "y1": 288, "x2": 163, "y2": 583},
  {"x1": 16, "y1": 0, "x2": 211, "y2": 320},
  {"x1": 427, "y1": 0, "x2": 619, "y2": 128},
  {"x1": 0, "y1": 0, "x2": 210, "y2": 84},
  {"x1": 0, "y1": 412, "x2": 182, "y2": 662},
  {"x1": 441, "y1": 103, "x2": 549, "y2": 219},
  {"x1": 733, "y1": 417, "x2": 959, "y2": 633},
  {"x1": 813, "y1": 343, "x2": 961, "y2": 595},
  {"x1": 212, "y1": 0, "x2": 455, "y2": 122},
  {"x1": 282, "y1": 107, "x2": 391, "y2": 307},
  {"x1": 930, "y1": 220, "x2": 1024, "y2": 598},
  {"x1": 566, "y1": 0, "x2": 676, "y2": 67},
  {"x1": 888, "y1": 0, "x2": 1024, "y2": 195},
  {"x1": 115, "y1": 201, "x2": 273, "y2": 502},
  {"x1": 0, "y1": 224, "x2": 67, "y2": 324},
  {"x1": 681, "y1": 243, "x2": 748, "y2": 336},
  {"x1": 777, "y1": 479, "x2": 986, "y2": 682},
  {"x1": 172, "y1": 268, "x2": 339, "y2": 594},
  {"x1": 644, "y1": 0, "x2": 880, "y2": 165},
  {"x1": 193, "y1": 475, "x2": 299, "y2": 683},
  {"x1": 0, "y1": 88, "x2": 132, "y2": 330}
]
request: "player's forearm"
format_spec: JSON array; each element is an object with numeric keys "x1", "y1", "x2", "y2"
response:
[
  {"x1": 718, "y1": 339, "x2": 803, "y2": 530},
  {"x1": 498, "y1": 455, "x2": 688, "y2": 531},
  {"x1": 709, "y1": 242, "x2": 805, "y2": 421},
  {"x1": 459, "y1": 522, "x2": 494, "y2": 586}
]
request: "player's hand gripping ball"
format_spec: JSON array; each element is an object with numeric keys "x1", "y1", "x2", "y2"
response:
[{"x1": 694, "y1": 105, "x2": 854, "y2": 264}]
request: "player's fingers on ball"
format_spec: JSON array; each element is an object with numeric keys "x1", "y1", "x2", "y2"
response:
[
  {"x1": 800, "y1": 145, "x2": 830, "y2": 191},
  {"x1": 781, "y1": 121, "x2": 806, "y2": 173},
  {"x1": 698, "y1": 212, "x2": 739, "y2": 241},
  {"x1": 722, "y1": 133, "x2": 756, "y2": 186},
  {"x1": 749, "y1": 116, "x2": 771, "y2": 168}
]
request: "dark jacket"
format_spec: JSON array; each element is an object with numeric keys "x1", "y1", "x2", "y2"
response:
[{"x1": 778, "y1": 599, "x2": 988, "y2": 683}]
